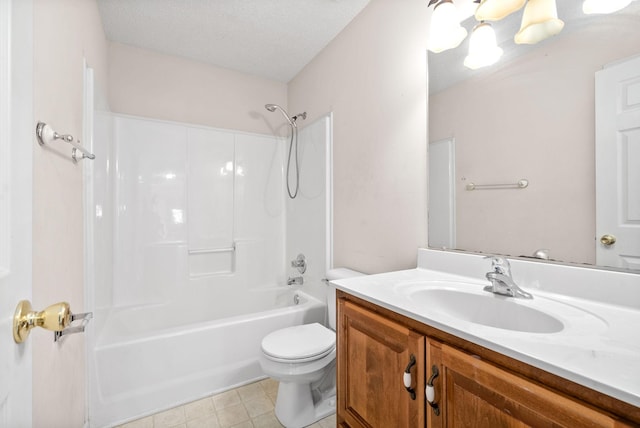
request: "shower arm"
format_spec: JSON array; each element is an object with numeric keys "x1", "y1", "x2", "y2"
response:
[{"x1": 292, "y1": 112, "x2": 307, "y2": 122}]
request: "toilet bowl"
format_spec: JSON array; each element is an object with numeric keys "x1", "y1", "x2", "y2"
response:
[{"x1": 259, "y1": 268, "x2": 364, "y2": 428}]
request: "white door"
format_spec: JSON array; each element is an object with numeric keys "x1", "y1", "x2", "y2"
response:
[
  {"x1": 0, "y1": 0, "x2": 33, "y2": 426},
  {"x1": 428, "y1": 138, "x2": 456, "y2": 249},
  {"x1": 595, "y1": 54, "x2": 640, "y2": 269}
]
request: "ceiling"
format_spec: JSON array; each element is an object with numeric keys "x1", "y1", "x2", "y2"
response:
[{"x1": 97, "y1": 0, "x2": 371, "y2": 83}]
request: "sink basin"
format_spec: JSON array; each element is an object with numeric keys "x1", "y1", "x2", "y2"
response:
[
  {"x1": 392, "y1": 280, "x2": 609, "y2": 335},
  {"x1": 407, "y1": 287, "x2": 564, "y2": 333}
]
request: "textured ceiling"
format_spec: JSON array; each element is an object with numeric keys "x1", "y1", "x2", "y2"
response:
[{"x1": 97, "y1": 0, "x2": 371, "y2": 83}]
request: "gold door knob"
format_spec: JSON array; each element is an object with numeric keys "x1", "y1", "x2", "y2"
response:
[
  {"x1": 600, "y1": 234, "x2": 617, "y2": 246},
  {"x1": 13, "y1": 300, "x2": 71, "y2": 343}
]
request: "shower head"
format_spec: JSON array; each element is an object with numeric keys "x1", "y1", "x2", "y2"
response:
[{"x1": 264, "y1": 103, "x2": 296, "y2": 127}]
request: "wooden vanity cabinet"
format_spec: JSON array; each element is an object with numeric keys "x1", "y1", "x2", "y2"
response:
[
  {"x1": 337, "y1": 291, "x2": 638, "y2": 428},
  {"x1": 337, "y1": 299, "x2": 425, "y2": 427}
]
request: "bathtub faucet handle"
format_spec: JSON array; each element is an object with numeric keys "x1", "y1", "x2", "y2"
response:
[
  {"x1": 287, "y1": 276, "x2": 304, "y2": 286},
  {"x1": 290, "y1": 254, "x2": 307, "y2": 274}
]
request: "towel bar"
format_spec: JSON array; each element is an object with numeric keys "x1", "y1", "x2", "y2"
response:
[
  {"x1": 36, "y1": 121, "x2": 95, "y2": 162},
  {"x1": 465, "y1": 179, "x2": 528, "y2": 191}
]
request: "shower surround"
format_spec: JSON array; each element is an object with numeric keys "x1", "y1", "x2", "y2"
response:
[{"x1": 86, "y1": 113, "x2": 332, "y2": 427}]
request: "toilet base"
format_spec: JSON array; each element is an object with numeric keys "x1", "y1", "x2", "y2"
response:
[{"x1": 274, "y1": 381, "x2": 336, "y2": 428}]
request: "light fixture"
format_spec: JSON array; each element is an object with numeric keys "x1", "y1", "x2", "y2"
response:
[
  {"x1": 428, "y1": 0, "x2": 468, "y2": 53},
  {"x1": 475, "y1": 0, "x2": 526, "y2": 21},
  {"x1": 514, "y1": 0, "x2": 564, "y2": 45},
  {"x1": 464, "y1": 21, "x2": 503, "y2": 69},
  {"x1": 582, "y1": 0, "x2": 633, "y2": 14}
]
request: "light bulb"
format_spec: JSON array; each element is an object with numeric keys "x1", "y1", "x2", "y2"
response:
[
  {"x1": 475, "y1": 0, "x2": 526, "y2": 21},
  {"x1": 428, "y1": 0, "x2": 468, "y2": 53},
  {"x1": 464, "y1": 22, "x2": 503, "y2": 69},
  {"x1": 514, "y1": 0, "x2": 564, "y2": 45}
]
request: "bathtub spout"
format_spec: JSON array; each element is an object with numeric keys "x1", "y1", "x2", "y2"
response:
[{"x1": 287, "y1": 276, "x2": 304, "y2": 286}]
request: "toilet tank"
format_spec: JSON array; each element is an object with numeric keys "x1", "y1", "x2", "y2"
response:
[{"x1": 326, "y1": 268, "x2": 366, "y2": 330}]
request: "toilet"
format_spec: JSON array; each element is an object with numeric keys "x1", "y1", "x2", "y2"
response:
[{"x1": 259, "y1": 268, "x2": 364, "y2": 428}]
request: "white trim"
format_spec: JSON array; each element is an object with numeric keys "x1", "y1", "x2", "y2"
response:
[
  {"x1": 326, "y1": 112, "x2": 334, "y2": 271},
  {"x1": 1, "y1": 0, "x2": 33, "y2": 425},
  {"x1": 82, "y1": 60, "x2": 95, "y2": 428},
  {"x1": 0, "y1": 0, "x2": 11, "y2": 278}
]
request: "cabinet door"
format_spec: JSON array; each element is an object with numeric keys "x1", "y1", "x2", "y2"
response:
[
  {"x1": 338, "y1": 300, "x2": 425, "y2": 428},
  {"x1": 427, "y1": 340, "x2": 630, "y2": 428}
]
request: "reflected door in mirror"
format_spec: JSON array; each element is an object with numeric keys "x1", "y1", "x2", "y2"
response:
[
  {"x1": 428, "y1": 138, "x2": 456, "y2": 249},
  {"x1": 595, "y1": 54, "x2": 640, "y2": 270}
]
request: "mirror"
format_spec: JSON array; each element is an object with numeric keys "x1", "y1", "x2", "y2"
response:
[{"x1": 428, "y1": 1, "x2": 640, "y2": 271}]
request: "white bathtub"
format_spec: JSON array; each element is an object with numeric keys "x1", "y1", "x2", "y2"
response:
[{"x1": 90, "y1": 288, "x2": 326, "y2": 427}]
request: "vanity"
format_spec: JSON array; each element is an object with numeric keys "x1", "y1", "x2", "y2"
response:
[{"x1": 333, "y1": 249, "x2": 640, "y2": 427}]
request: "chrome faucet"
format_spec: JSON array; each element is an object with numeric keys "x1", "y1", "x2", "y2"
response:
[
  {"x1": 484, "y1": 256, "x2": 532, "y2": 299},
  {"x1": 532, "y1": 248, "x2": 550, "y2": 260},
  {"x1": 287, "y1": 276, "x2": 304, "y2": 286}
]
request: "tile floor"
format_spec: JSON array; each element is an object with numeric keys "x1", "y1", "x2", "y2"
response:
[{"x1": 116, "y1": 378, "x2": 336, "y2": 428}]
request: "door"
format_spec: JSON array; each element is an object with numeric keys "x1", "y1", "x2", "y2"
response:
[
  {"x1": 337, "y1": 299, "x2": 425, "y2": 428},
  {"x1": 427, "y1": 340, "x2": 627, "y2": 428},
  {"x1": 428, "y1": 138, "x2": 456, "y2": 249},
  {"x1": 595, "y1": 54, "x2": 640, "y2": 269},
  {"x1": 0, "y1": 0, "x2": 33, "y2": 425}
]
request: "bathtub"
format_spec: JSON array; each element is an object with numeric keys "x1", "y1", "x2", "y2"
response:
[{"x1": 90, "y1": 288, "x2": 326, "y2": 427}]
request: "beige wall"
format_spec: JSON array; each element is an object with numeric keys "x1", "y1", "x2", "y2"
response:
[
  {"x1": 32, "y1": 0, "x2": 108, "y2": 426},
  {"x1": 288, "y1": 0, "x2": 429, "y2": 274},
  {"x1": 108, "y1": 42, "x2": 288, "y2": 135},
  {"x1": 429, "y1": 14, "x2": 640, "y2": 265}
]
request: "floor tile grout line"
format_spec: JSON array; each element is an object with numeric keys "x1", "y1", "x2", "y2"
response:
[{"x1": 118, "y1": 378, "x2": 334, "y2": 428}]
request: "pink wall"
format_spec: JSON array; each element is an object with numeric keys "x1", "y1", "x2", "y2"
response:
[
  {"x1": 33, "y1": 0, "x2": 108, "y2": 425},
  {"x1": 288, "y1": 0, "x2": 429, "y2": 273},
  {"x1": 108, "y1": 42, "x2": 288, "y2": 135},
  {"x1": 429, "y1": 16, "x2": 640, "y2": 265}
]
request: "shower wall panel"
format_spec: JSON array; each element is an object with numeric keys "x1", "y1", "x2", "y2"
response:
[
  {"x1": 187, "y1": 127, "x2": 235, "y2": 276},
  {"x1": 286, "y1": 115, "x2": 331, "y2": 301},
  {"x1": 114, "y1": 117, "x2": 188, "y2": 307},
  {"x1": 90, "y1": 110, "x2": 115, "y2": 336},
  {"x1": 111, "y1": 115, "x2": 285, "y2": 309},
  {"x1": 234, "y1": 133, "x2": 286, "y2": 285}
]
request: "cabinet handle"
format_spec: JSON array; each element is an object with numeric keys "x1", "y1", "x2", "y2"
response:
[
  {"x1": 425, "y1": 365, "x2": 440, "y2": 416},
  {"x1": 403, "y1": 354, "x2": 417, "y2": 400}
]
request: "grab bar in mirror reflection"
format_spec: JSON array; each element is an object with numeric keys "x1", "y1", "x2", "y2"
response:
[{"x1": 465, "y1": 179, "x2": 529, "y2": 191}]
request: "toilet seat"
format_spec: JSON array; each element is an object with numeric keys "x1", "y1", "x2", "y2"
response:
[{"x1": 262, "y1": 323, "x2": 335, "y2": 363}]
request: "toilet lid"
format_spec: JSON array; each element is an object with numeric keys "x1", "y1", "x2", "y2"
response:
[{"x1": 262, "y1": 323, "x2": 335, "y2": 362}]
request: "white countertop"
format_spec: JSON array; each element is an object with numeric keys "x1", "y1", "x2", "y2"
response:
[{"x1": 332, "y1": 250, "x2": 640, "y2": 408}]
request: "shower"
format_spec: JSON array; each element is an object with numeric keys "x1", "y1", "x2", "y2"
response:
[
  {"x1": 87, "y1": 110, "x2": 333, "y2": 427},
  {"x1": 265, "y1": 103, "x2": 307, "y2": 199}
]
